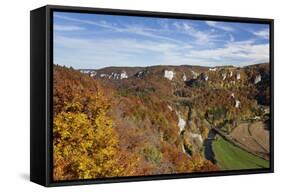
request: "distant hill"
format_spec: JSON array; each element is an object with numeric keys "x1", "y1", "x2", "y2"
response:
[{"x1": 76, "y1": 63, "x2": 270, "y2": 105}]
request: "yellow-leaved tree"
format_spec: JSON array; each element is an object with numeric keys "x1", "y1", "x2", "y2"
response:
[{"x1": 53, "y1": 91, "x2": 123, "y2": 180}]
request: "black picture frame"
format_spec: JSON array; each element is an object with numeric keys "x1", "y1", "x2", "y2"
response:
[{"x1": 30, "y1": 5, "x2": 274, "y2": 187}]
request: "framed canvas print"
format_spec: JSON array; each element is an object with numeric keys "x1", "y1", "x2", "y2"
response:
[{"x1": 30, "y1": 5, "x2": 274, "y2": 187}]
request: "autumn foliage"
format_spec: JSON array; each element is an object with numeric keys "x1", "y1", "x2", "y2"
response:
[
  {"x1": 53, "y1": 66, "x2": 140, "y2": 180},
  {"x1": 53, "y1": 65, "x2": 218, "y2": 181},
  {"x1": 53, "y1": 94, "x2": 122, "y2": 180}
]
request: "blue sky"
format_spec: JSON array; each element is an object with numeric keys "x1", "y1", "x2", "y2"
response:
[{"x1": 53, "y1": 11, "x2": 269, "y2": 69}]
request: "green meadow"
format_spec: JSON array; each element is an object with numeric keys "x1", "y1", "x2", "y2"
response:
[{"x1": 213, "y1": 136, "x2": 269, "y2": 170}]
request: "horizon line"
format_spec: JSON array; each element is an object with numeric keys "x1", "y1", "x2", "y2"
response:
[{"x1": 54, "y1": 62, "x2": 269, "y2": 70}]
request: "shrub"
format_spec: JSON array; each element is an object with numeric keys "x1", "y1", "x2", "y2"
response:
[{"x1": 139, "y1": 144, "x2": 163, "y2": 166}]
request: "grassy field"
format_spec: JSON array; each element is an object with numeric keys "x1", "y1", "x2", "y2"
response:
[{"x1": 212, "y1": 136, "x2": 269, "y2": 170}]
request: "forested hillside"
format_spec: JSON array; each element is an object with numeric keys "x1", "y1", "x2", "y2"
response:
[{"x1": 53, "y1": 62, "x2": 270, "y2": 180}]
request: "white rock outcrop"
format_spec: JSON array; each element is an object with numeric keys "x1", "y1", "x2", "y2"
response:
[
  {"x1": 178, "y1": 117, "x2": 186, "y2": 132},
  {"x1": 191, "y1": 70, "x2": 199, "y2": 79},
  {"x1": 235, "y1": 100, "x2": 241, "y2": 108},
  {"x1": 120, "y1": 71, "x2": 128, "y2": 79},
  {"x1": 90, "y1": 71, "x2": 97, "y2": 77},
  {"x1": 181, "y1": 143, "x2": 186, "y2": 153},
  {"x1": 164, "y1": 70, "x2": 174, "y2": 80},
  {"x1": 209, "y1": 68, "x2": 217, "y2": 71},
  {"x1": 176, "y1": 112, "x2": 186, "y2": 132},
  {"x1": 80, "y1": 70, "x2": 90, "y2": 74},
  {"x1": 204, "y1": 74, "x2": 209, "y2": 81},
  {"x1": 236, "y1": 73, "x2": 241, "y2": 80},
  {"x1": 190, "y1": 133, "x2": 203, "y2": 144},
  {"x1": 136, "y1": 71, "x2": 144, "y2": 78},
  {"x1": 183, "y1": 73, "x2": 187, "y2": 81},
  {"x1": 254, "y1": 75, "x2": 261, "y2": 84},
  {"x1": 100, "y1": 74, "x2": 107, "y2": 78},
  {"x1": 167, "y1": 105, "x2": 173, "y2": 111},
  {"x1": 222, "y1": 73, "x2": 227, "y2": 80}
]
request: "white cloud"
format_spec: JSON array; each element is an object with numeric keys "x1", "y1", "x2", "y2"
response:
[
  {"x1": 188, "y1": 40, "x2": 269, "y2": 66},
  {"x1": 55, "y1": 15, "x2": 116, "y2": 29},
  {"x1": 205, "y1": 21, "x2": 235, "y2": 32},
  {"x1": 173, "y1": 22, "x2": 220, "y2": 45},
  {"x1": 54, "y1": 35, "x2": 268, "y2": 69},
  {"x1": 55, "y1": 14, "x2": 180, "y2": 43},
  {"x1": 54, "y1": 35, "x2": 193, "y2": 68},
  {"x1": 54, "y1": 24, "x2": 85, "y2": 31},
  {"x1": 120, "y1": 25, "x2": 181, "y2": 43},
  {"x1": 253, "y1": 28, "x2": 269, "y2": 39}
]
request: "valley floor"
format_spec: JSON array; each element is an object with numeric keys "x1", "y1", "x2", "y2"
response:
[{"x1": 212, "y1": 136, "x2": 269, "y2": 170}]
